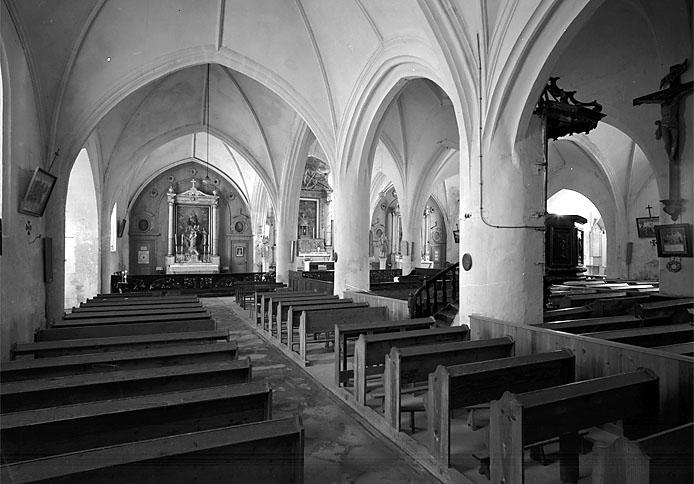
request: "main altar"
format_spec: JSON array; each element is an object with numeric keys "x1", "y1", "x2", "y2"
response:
[{"x1": 165, "y1": 179, "x2": 221, "y2": 274}]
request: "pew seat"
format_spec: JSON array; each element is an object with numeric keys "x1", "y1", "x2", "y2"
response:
[
  {"x1": 1, "y1": 341, "x2": 238, "y2": 382},
  {"x1": 12, "y1": 329, "x2": 231, "y2": 359},
  {"x1": 0, "y1": 416, "x2": 304, "y2": 484}
]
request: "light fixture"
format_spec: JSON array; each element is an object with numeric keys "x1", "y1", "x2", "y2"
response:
[{"x1": 192, "y1": 64, "x2": 213, "y2": 185}]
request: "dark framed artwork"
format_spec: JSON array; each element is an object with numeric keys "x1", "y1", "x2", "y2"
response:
[
  {"x1": 636, "y1": 217, "x2": 658, "y2": 238},
  {"x1": 655, "y1": 223, "x2": 692, "y2": 257},
  {"x1": 19, "y1": 168, "x2": 57, "y2": 216}
]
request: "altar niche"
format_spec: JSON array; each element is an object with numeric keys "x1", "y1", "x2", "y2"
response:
[{"x1": 166, "y1": 179, "x2": 220, "y2": 274}]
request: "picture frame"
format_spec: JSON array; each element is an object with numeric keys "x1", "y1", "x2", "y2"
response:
[
  {"x1": 235, "y1": 246, "x2": 245, "y2": 257},
  {"x1": 635, "y1": 216, "x2": 658, "y2": 238},
  {"x1": 19, "y1": 168, "x2": 57, "y2": 217},
  {"x1": 655, "y1": 223, "x2": 692, "y2": 257}
]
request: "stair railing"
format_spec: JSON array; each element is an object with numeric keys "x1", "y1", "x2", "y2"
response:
[{"x1": 408, "y1": 262, "x2": 459, "y2": 318}]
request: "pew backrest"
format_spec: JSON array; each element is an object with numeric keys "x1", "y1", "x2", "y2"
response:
[{"x1": 37, "y1": 319, "x2": 216, "y2": 341}]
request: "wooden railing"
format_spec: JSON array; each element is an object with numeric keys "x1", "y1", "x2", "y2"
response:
[
  {"x1": 110, "y1": 272, "x2": 275, "y2": 294},
  {"x1": 408, "y1": 263, "x2": 459, "y2": 318}
]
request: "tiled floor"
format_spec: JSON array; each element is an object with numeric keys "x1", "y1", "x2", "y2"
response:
[{"x1": 206, "y1": 297, "x2": 440, "y2": 484}]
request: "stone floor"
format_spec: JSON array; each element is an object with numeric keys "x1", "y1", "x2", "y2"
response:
[{"x1": 205, "y1": 297, "x2": 440, "y2": 484}]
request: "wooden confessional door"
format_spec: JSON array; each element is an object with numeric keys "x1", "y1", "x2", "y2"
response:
[{"x1": 230, "y1": 240, "x2": 250, "y2": 273}]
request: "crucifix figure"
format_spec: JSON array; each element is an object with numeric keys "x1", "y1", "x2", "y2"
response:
[{"x1": 634, "y1": 59, "x2": 693, "y2": 221}]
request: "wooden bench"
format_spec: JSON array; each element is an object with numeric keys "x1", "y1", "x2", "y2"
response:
[
  {"x1": 71, "y1": 301, "x2": 203, "y2": 313},
  {"x1": 1, "y1": 380, "x2": 271, "y2": 463},
  {"x1": 383, "y1": 337, "x2": 515, "y2": 431},
  {"x1": 563, "y1": 291, "x2": 628, "y2": 308},
  {"x1": 96, "y1": 291, "x2": 154, "y2": 297},
  {"x1": 0, "y1": 416, "x2": 304, "y2": 484},
  {"x1": 543, "y1": 306, "x2": 592, "y2": 322},
  {"x1": 428, "y1": 349, "x2": 575, "y2": 467},
  {"x1": 581, "y1": 324, "x2": 694, "y2": 347},
  {"x1": 653, "y1": 341, "x2": 694, "y2": 356},
  {"x1": 11, "y1": 329, "x2": 231, "y2": 359},
  {"x1": 52, "y1": 311, "x2": 213, "y2": 327},
  {"x1": 353, "y1": 326, "x2": 470, "y2": 404},
  {"x1": 636, "y1": 298, "x2": 694, "y2": 324},
  {"x1": 592, "y1": 422, "x2": 693, "y2": 484},
  {"x1": 267, "y1": 294, "x2": 339, "y2": 334},
  {"x1": 64, "y1": 306, "x2": 209, "y2": 319},
  {"x1": 290, "y1": 306, "x2": 388, "y2": 364},
  {"x1": 250, "y1": 286, "x2": 304, "y2": 321},
  {"x1": 334, "y1": 317, "x2": 436, "y2": 386},
  {"x1": 36, "y1": 318, "x2": 216, "y2": 341},
  {"x1": 276, "y1": 299, "x2": 363, "y2": 343},
  {"x1": 258, "y1": 291, "x2": 325, "y2": 327},
  {"x1": 0, "y1": 358, "x2": 252, "y2": 412},
  {"x1": 536, "y1": 314, "x2": 647, "y2": 334},
  {"x1": 587, "y1": 295, "x2": 654, "y2": 317},
  {"x1": 1, "y1": 341, "x2": 238, "y2": 382},
  {"x1": 489, "y1": 369, "x2": 659, "y2": 483},
  {"x1": 235, "y1": 282, "x2": 284, "y2": 309},
  {"x1": 86, "y1": 295, "x2": 199, "y2": 304}
]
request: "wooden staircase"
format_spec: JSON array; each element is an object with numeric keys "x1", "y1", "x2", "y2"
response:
[{"x1": 408, "y1": 263, "x2": 459, "y2": 324}]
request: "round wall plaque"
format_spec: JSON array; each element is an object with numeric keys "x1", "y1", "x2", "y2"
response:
[
  {"x1": 234, "y1": 221, "x2": 245, "y2": 233},
  {"x1": 138, "y1": 219, "x2": 150, "y2": 232},
  {"x1": 462, "y1": 253, "x2": 472, "y2": 271}
]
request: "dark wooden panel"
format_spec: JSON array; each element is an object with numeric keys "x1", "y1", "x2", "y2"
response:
[{"x1": 37, "y1": 319, "x2": 216, "y2": 341}]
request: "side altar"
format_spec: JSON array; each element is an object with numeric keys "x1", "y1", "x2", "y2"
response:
[{"x1": 165, "y1": 179, "x2": 221, "y2": 274}]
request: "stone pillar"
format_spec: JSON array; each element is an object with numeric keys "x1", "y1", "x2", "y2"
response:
[
  {"x1": 458, "y1": 115, "x2": 546, "y2": 325},
  {"x1": 166, "y1": 187, "x2": 176, "y2": 256},
  {"x1": 274, "y1": 211, "x2": 294, "y2": 284},
  {"x1": 333, "y1": 173, "x2": 370, "y2": 295},
  {"x1": 211, "y1": 190, "x2": 219, "y2": 256}
]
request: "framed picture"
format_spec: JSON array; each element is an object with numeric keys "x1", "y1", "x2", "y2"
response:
[
  {"x1": 19, "y1": 168, "x2": 57, "y2": 216},
  {"x1": 655, "y1": 223, "x2": 692, "y2": 257},
  {"x1": 636, "y1": 216, "x2": 658, "y2": 238},
  {"x1": 235, "y1": 246, "x2": 245, "y2": 257}
]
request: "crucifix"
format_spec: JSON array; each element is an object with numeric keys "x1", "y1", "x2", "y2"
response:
[{"x1": 634, "y1": 59, "x2": 693, "y2": 221}]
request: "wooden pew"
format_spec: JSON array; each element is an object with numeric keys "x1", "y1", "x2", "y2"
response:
[
  {"x1": 636, "y1": 298, "x2": 694, "y2": 324},
  {"x1": 1, "y1": 341, "x2": 238, "y2": 382},
  {"x1": 489, "y1": 369, "x2": 659, "y2": 483},
  {"x1": 267, "y1": 294, "x2": 339, "y2": 334},
  {"x1": 0, "y1": 416, "x2": 304, "y2": 484},
  {"x1": 536, "y1": 314, "x2": 647, "y2": 334},
  {"x1": 428, "y1": 349, "x2": 575, "y2": 467},
  {"x1": 11, "y1": 329, "x2": 231, "y2": 359},
  {"x1": 52, "y1": 311, "x2": 212, "y2": 327},
  {"x1": 249, "y1": 286, "x2": 303, "y2": 321},
  {"x1": 71, "y1": 301, "x2": 203, "y2": 313},
  {"x1": 334, "y1": 317, "x2": 436, "y2": 387},
  {"x1": 543, "y1": 306, "x2": 592, "y2": 322},
  {"x1": 353, "y1": 326, "x2": 470, "y2": 405},
  {"x1": 653, "y1": 341, "x2": 694, "y2": 356},
  {"x1": 290, "y1": 306, "x2": 388, "y2": 364},
  {"x1": 587, "y1": 295, "x2": 653, "y2": 317},
  {"x1": 592, "y1": 422, "x2": 693, "y2": 484},
  {"x1": 36, "y1": 318, "x2": 216, "y2": 341},
  {"x1": 258, "y1": 290, "x2": 324, "y2": 327},
  {"x1": 383, "y1": 337, "x2": 515, "y2": 431},
  {"x1": 96, "y1": 291, "x2": 153, "y2": 297},
  {"x1": 63, "y1": 306, "x2": 208, "y2": 319},
  {"x1": 0, "y1": 358, "x2": 252, "y2": 412},
  {"x1": 276, "y1": 299, "x2": 363, "y2": 343},
  {"x1": 236, "y1": 282, "x2": 284, "y2": 309},
  {"x1": 581, "y1": 324, "x2": 694, "y2": 347},
  {"x1": 564, "y1": 291, "x2": 628, "y2": 308},
  {"x1": 86, "y1": 295, "x2": 199, "y2": 304},
  {"x1": 1, "y1": 381, "x2": 271, "y2": 463}
]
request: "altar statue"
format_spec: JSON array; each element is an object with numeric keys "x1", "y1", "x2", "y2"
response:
[{"x1": 184, "y1": 212, "x2": 203, "y2": 258}]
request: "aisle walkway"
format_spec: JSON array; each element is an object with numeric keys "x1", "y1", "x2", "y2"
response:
[{"x1": 205, "y1": 297, "x2": 439, "y2": 484}]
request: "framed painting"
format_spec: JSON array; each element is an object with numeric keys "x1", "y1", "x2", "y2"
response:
[
  {"x1": 19, "y1": 168, "x2": 57, "y2": 216},
  {"x1": 655, "y1": 223, "x2": 692, "y2": 257},
  {"x1": 635, "y1": 217, "x2": 658, "y2": 238}
]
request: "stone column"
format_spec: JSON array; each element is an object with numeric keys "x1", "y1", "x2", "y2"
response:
[
  {"x1": 274, "y1": 211, "x2": 294, "y2": 284},
  {"x1": 332, "y1": 172, "x2": 370, "y2": 296},
  {"x1": 211, "y1": 190, "x2": 219, "y2": 256},
  {"x1": 166, "y1": 187, "x2": 176, "y2": 256},
  {"x1": 458, "y1": 115, "x2": 546, "y2": 325}
]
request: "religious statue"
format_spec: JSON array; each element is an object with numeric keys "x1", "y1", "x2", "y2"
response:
[
  {"x1": 184, "y1": 212, "x2": 204, "y2": 259},
  {"x1": 378, "y1": 232, "x2": 389, "y2": 258},
  {"x1": 633, "y1": 59, "x2": 693, "y2": 220}
]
